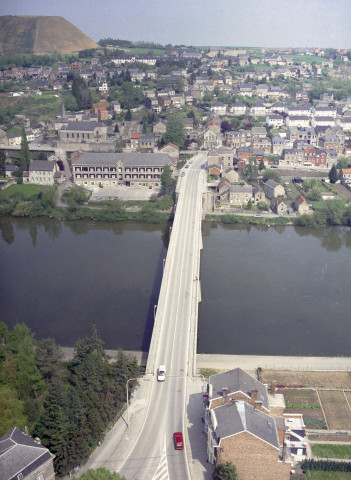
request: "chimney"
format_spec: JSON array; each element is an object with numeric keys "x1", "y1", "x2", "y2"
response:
[
  {"x1": 222, "y1": 387, "x2": 229, "y2": 404},
  {"x1": 282, "y1": 442, "x2": 287, "y2": 463},
  {"x1": 251, "y1": 389, "x2": 258, "y2": 402},
  {"x1": 271, "y1": 380, "x2": 277, "y2": 396}
]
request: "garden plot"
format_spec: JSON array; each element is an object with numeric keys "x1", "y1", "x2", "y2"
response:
[
  {"x1": 261, "y1": 370, "x2": 351, "y2": 389},
  {"x1": 318, "y1": 390, "x2": 351, "y2": 430},
  {"x1": 283, "y1": 389, "x2": 326, "y2": 430}
]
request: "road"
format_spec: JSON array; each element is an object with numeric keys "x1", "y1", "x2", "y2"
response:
[{"x1": 118, "y1": 153, "x2": 207, "y2": 480}]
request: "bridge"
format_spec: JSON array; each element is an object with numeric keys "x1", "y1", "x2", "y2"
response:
[{"x1": 118, "y1": 152, "x2": 207, "y2": 480}]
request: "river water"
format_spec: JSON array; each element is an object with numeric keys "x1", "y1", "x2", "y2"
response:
[{"x1": 1, "y1": 216, "x2": 350, "y2": 356}]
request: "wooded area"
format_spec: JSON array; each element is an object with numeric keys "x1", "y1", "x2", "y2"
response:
[{"x1": 0, "y1": 323, "x2": 141, "y2": 475}]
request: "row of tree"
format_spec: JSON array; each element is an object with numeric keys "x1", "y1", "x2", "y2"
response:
[{"x1": 0, "y1": 323, "x2": 141, "y2": 475}]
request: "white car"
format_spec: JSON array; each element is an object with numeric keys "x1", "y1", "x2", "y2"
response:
[{"x1": 157, "y1": 365, "x2": 166, "y2": 381}]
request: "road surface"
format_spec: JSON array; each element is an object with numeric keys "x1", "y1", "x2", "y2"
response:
[{"x1": 118, "y1": 153, "x2": 207, "y2": 480}]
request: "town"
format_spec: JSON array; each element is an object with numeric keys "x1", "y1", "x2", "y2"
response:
[
  {"x1": 2, "y1": 28, "x2": 351, "y2": 480},
  {"x1": 1, "y1": 42, "x2": 351, "y2": 224}
]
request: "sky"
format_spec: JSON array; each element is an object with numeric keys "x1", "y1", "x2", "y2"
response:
[{"x1": 0, "y1": 0, "x2": 350, "y2": 49}]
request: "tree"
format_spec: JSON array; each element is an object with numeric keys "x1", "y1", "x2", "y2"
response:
[
  {"x1": 0, "y1": 151, "x2": 6, "y2": 177},
  {"x1": 245, "y1": 159, "x2": 259, "y2": 181},
  {"x1": 221, "y1": 121, "x2": 232, "y2": 133},
  {"x1": 258, "y1": 158, "x2": 266, "y2": 171},
  {"x1": 262, "y1": 169, "x2": 282, "y2": 184},
  {"x1": 125, "y1": 108, "x2": 132, "y2": 121},
  {"x1": 164, "y1": 116, "x2": 186, "y2": 148},
  {"x1": 20, "y1": 127, "x2": 30, "y2": 172},
  {"x1": 62, "y1": 185, "x2": 89, "y2": 205},
  {"x1": 329, "y1": 165, "x2": 338, "y2": 184},
  {"x1": 34, "y1": 378, "x2": 71, "y2": 475},
  {"x1": 213, "y1": 462, "x2": 238, "y2": 480},
  {"x1": 40, "y1": 186, "x2": 58, "y2": 209},
  {"x1": 35, "y1": 338, "x2": 64, "y2": 383},
  {"x1": 161, "y1": 164, "x2": 173, "y2": 192},
  {"x1": 337, "y1": 157, "x2": 349, "y2": 169},
  {"x1": 0, "y1": 385, "x2": 27, "y2": 435}
]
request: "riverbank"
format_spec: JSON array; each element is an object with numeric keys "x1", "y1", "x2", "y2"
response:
[{"x1": 60, "y1": 348, "x2": 351, "y2": 374}]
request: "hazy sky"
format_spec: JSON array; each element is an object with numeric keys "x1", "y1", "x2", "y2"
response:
[{"x1": 0, "y1": 0, "x2": 350, "y2": 49}]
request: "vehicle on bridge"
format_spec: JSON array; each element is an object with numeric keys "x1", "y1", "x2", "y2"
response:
[
  {"x1": 157, "y1": 365, "x2": 166, "y2": 381},
  {"x1": 173, "y1": 432, "x2": 184, "y2": 450}
]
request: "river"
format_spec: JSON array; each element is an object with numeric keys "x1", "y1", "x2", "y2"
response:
[{"x1": 1, "y1": 216, "x2": 350, "y2": 356}]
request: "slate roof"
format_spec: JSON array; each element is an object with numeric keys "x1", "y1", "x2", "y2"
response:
[
  {"x1": 62, "y1": 121, "x2": 106, "y2": 131},
  {"x1": 213, "y1": 401, "x2": 279, "y2": 448},
  {"x1": 74, "y1": 152, "x2": 174, "y2": 167},
  {"x1": 209, "y1": 368, "x2": 269, "y2": 410},
  {"x1": 0, "y1": 427, "x2": 54, "y2": 480},
  {"x1": 29, "y1": 160, "x2": 55, "y2": 172}
]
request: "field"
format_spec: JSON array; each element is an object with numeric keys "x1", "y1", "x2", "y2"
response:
[
  {"x1": 310, "y1": 473, "x2": 351, "y2": 480},
  {"x1": 283, "y1": 388, "x2": 326, "y2": 429},
  {"x1": 312, "y1": 444, "x2": 351, "y2": 459},
  {"x1": 318, "y1": 391, "x2": 351, "y2": 430},
  {"x1": 0, "y1": 184, "x2": 44, "y2": 201},
  {"x1": 0, "y1": 91, "x2": 61, "y2": 122},
  {"x1": 261, "y1": 370, "x2": 351, "y2": 389},
  {"x1": 261, "y1": 370, "x2": 351, "y2": 430}
]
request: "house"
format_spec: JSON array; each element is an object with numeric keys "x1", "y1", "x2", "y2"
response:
[
  {"x1": 222, "y1": 168, "x2": 239, "y2": 183},
  {"x1": 251, "y1": 126, "x2": 267, "y2": 138},
  {"x1": 229, "y1": 183, "x2": 253, "y2": 206},
  {"x1": 250, "y1": 102, "x2": 266, "y2": 116},
  {"x1": 266, "y1": 114, "x2": 284, "y2": 127},
  {"x1": 208, "y1": 367, "x2": 270, "y2": 412},
  {"x1": 229, "y1": 102, "x2": 247, "y2": 116},
  {"x1": 203, "y1": 126, "x2": 222, "y2": 150},
  {"x1": 208, "y1": 165, "x2": 222, "y2": 177},
  {"x1": 7, "y1": 132, "x2": 22, "y2": 146},
  {"x1": 95, "y1": 107, "x2": 108, "y2": 122},
  {"x1": 5, "y1": 164, "x2": 19, "y2": 177},
  {"x1": 313, "y1": 106, "x2": 337, "y2": 118},
  {"x1": 159, "y1": 143, "x2": 179, "y2": 160},
  {"x1": 111, "y1": 101, "x2": 121, "y2": 114},
  {"x1": 73, "y1": 152, "x2": 175, "y2": 188},
  {"x1": 263, "y1": 179, "x2": 285, "y2": 198},
  {"x1": 216, "y1": 147, "x2": 234, "y2": 170},
  {"x1": 272, "y1": 137, "x2": 290, "y2": 156},
  {"x1": 311, "y1": 116, "x2": 335, "y2": 128},
  {"x1": 24, "y1": 160, "x2": 58, "y2": 185},
  {"x1": 252, "y1": 136, "x2": 272, "y2": 153},
  {"x1": 139, "y1": 135, "x2": 155, "y2": 150},
  {"x1": 153, "y1": 120, "x2": 167, "y2": 136},
  {"x1": 253, "y1": 186, "x2": 266, "y2": 205},
  {"x1": 0, "y1": 427, "x2": 55, "y2": 480},
  {"x1": 58, "y1": 121, "x2": 108, "y2": 144},
  {"x1": 206, "y1": 401, "x2": 291, "y2": 480},
  {"x1": 286, "y1": 116, "x2": 310, "y2": 128},
  {"x1": 205, "y1": 368, "x2": 291, "y2": 480},
  {"x1": 210, "y1": 102, "x2": 227, "y2": 115},
  {"x1": 271, "y1": 196, "x2": 288, "y2": 214},
  {"x1": 340, "y1": 168, "x2": 351, "y2": 187},
  {"x1": 293, "y1": 195, "x2": 310, "y2": 215},
  {"x1": 130, "y1": 132, "x2": 140, "y2": 149}
]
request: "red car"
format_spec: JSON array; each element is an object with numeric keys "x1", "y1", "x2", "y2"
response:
[{"x1": 173, "y1": 432, "x2": 184, "y2": 450}]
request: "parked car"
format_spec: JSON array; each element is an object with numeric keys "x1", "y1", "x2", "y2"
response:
[{"x1": 173, "y1": 432, "x2": 184, "y2": 450}]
